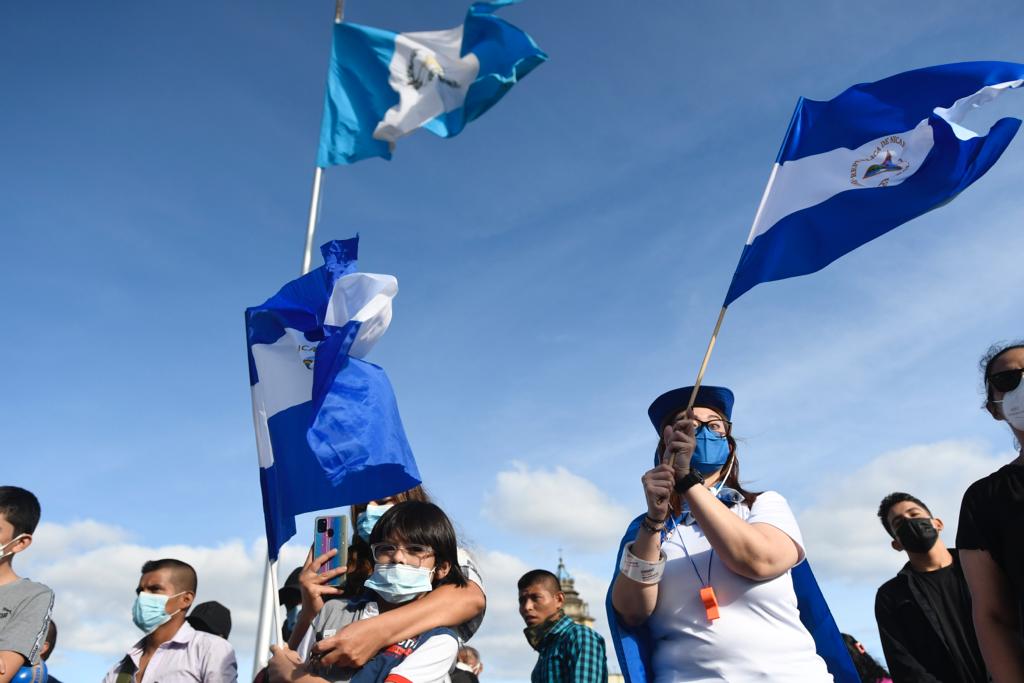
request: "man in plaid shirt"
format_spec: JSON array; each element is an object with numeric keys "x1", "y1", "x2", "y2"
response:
[{"x1": 518, "y1": 569, "x2": 608, "y2": 683}]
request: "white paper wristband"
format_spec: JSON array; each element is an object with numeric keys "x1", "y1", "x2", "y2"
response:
[{"x1": 619, "y1": 542, "x2": 666, "y2": 584}]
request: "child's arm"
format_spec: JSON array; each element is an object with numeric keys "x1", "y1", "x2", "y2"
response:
[
  {"x1": 314, "y1": 582, "x2": 484, "y2": 667},
  {"x1": 0, "y1": 588, "x2": 53, "y2": 683},
  {"x1": 0, "y1": 652, "x2": 28, "y2": 683},
  {"x1": 267, "y1": 644, "x2": 332, "y2": 683}
]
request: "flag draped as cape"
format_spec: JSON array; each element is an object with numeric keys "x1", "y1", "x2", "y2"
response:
[{"x1": 605, "y1": 514, "x2": 859, "y2": 683}]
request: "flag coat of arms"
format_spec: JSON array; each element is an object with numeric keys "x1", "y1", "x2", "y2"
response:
[
  {"x1": 246, "y1": 237, "x2": 420, "y2": 558},
  {"x1": 317, "y1": 1, "x2": 547, "y2": 166},
  {"x1": 725, "y1": 61, "x2": 1024, "y2": 305}
]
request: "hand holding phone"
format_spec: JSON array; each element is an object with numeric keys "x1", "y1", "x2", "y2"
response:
[{"x1": 299, "y1": 546, "x2": 347, "y2": 616}]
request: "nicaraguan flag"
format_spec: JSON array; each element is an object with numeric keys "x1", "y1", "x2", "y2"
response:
[
  {"x1": 724, "y1": 61, "x2": 1024, "y2": 305},
  {"x1": 246, "y1": 237, "x2": 421, "y2": 559},
  {"x1": 316, "y1": 0, "x2": 547, "y2": 166}
]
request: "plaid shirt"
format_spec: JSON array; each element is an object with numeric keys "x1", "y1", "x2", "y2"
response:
[{"x1": 530, "y1": 615, "x2": 608, "y2": 683}]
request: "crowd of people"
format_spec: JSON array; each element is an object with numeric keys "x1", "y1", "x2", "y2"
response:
[{"x1": 0, "y1": 339, "x2": 1021, "y2": 682}]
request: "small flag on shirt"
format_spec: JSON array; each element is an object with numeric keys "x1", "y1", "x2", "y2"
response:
[
  {"x1": 316, "y1": 1, "x2": 547, "y2": 166},
  {"x1": 725, "y1": 61, "x2": 1024, "y2": 306},
  {"x1": 246, "y1": 237, "x2": 420, "y2": 559}
]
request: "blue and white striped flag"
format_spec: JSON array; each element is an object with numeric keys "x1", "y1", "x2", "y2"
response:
[
  {"x1": 725, "y1": 61, "x2": 1024, "y2": 305},
  {"x1": 245, "y1": 237, "x2": 420, "y2": 559},
  {"x1": 316, "y1": 1, "x2": 547, "y2": 166}
]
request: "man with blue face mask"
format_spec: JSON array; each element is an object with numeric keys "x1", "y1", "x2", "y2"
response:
[{"x1": 102, "y1": 558, "x2": 238, "y2": 683}]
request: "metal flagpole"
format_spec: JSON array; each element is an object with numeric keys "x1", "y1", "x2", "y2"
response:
[
  {"x1": 252, "y1": 0, "x2": 346, "y2": 674},
  {"x1": 300, "y1": 167, "x2": 325, "y2": 274},
  {"x1": 665, "y1": 162, "x2": 781, "y2": 469}
]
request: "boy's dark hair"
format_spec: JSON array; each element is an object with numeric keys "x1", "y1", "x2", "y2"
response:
[
  {"x1": 369, "y1": 501, "x2": 467, "y2": 588},
  {"x1": 0, "y1": 486, "x2": 42, "y2": 536},
  {"x1": 141, "y1": 558, "x2": 198, "y2": 593},
  {"x1": 877, "y1": 492, "x2": 932, "y2": 537},
  {"x1": 517, "y1": 569, "x2": 561, "y2": 594},
  {"x1": 43, "y1": 621, "x2": 57, "y2": 659}
]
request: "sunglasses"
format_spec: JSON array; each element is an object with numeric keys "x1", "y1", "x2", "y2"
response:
[{"x1": 988, "y1": 368, "x2": 1024, "y2": 393}]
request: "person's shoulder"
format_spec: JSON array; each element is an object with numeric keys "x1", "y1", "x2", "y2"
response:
[
  {"x1": 319, "y1": 597, "x2": 372, "y2": 626},
  {"x1": 964, "y1": 464, "x2": 1020, "y2": 498},
  {"x1": 751, "y1": 490, "x2": 788, "y2": 507},
  {"x1": 192, "y1": 629, "x2": 235, "y2": 654},
  {"x1": 746, "y1": 490, "x2": 796, "y2": 518},
  {"x1": 566, "y1": 621, "x2": 605, "y2": 646},
  {"x1": 7, "y1": 578, "x2": 53, "y2": 600},
  {"x1": 875, "y1": 572, "x2": 908, "y2": 605}
]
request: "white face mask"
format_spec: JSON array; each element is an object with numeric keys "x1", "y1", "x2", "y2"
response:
[
  {"x1": 995, "y1": 383, "x2": 1024, "y2": 431},
  {"x1": 0, "y1": 534, "x2": 28, "y2": 561}
]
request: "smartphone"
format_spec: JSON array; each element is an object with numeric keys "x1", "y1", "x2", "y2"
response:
[{"x1": 313, "y1": 515, "x2": 348, "y2": 587}]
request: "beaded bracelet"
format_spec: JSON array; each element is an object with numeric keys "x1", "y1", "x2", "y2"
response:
[{"x1": 640, "y1": 514, "x2": 666, "y2": 534}]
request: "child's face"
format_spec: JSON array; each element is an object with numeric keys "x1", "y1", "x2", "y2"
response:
[{"x1": 0, "y1": 515, "x2": 15, "y2": 545}]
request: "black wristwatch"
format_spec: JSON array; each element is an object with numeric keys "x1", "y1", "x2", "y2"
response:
[{"x1": 674, "y1": 469, "x2": 704, "y2": 494}]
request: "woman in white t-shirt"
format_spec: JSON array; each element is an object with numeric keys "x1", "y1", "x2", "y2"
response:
[{"x1": 609, "y1": 385, "x2": 838, "y2": 683}]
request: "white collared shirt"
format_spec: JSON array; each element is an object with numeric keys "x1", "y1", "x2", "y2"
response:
[{"x1": 102, "y1": 622, "x2": 238, "y2": 683}]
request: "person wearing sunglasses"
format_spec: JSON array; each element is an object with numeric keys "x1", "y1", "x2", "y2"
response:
[
  {"x1": 957, "y1": 340, "x2": 1024, "y2": 683},
  {"x1": 268, "y1": 501, "x2": 468, "y2": 683},
  {"x1": 608, "y1": 385, "x2": 856, "y2": 683}
]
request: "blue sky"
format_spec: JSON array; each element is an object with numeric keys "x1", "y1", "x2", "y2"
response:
[{"x1": 3, "y1": 0, "x2": 1024, "y2": 680}]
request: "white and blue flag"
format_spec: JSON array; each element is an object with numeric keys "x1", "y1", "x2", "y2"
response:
[
  {"x1": 246, "y1": 237, "x2": 420, "y2": 559},
  {"x1": 316, "y1": 0, "x2": 547, "y2": 166},
  {"x1": 725, "y1": 61, "x2": 1024, "y2": 305}
]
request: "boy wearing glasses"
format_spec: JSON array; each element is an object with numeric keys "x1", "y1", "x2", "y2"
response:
[{"x1": 268, "y1": 501, "x2": 481, "y2": 683}]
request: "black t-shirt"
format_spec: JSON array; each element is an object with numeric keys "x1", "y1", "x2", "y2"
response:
[
  {"x1": 915, "y1": 563, "x2": 987, "y2": 681},
  {"x1": 957, "y1": 463, "x2": 1024, "y2": 597}
]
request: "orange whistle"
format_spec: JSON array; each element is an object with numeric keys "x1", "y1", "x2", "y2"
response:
[{"x1": 700, "y1": 586, "x2": 720, "y2": 621}]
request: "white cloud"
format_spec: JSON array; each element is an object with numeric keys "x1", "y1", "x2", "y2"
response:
[
  {"x1": 798, "y1": 439, "x2": 1011, "y2": 584},
  {"x1": 483, "y1": 463, "x2": 632, "y2": 552}
]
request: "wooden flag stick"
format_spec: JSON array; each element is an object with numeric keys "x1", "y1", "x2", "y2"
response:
[{"x1": 665, "y1": 305, "x2": 728, "y2": 468}]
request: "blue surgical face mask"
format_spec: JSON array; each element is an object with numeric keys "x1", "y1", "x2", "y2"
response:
[
  {"x1": 132, "y1": 591, "x2": 184, "y2": 634},
  {"x1": 285, "y1": 605, "x2": 300, "y2": 632},
  {"x1": 364, "y1": 563, "x2": 434, "y2": 604},
  {"x1": 356, "y1": 504, "x2": 394, "y2": 542},
  {"x1": 691, "y1": 425, "x2": 731, "y2": 474}
]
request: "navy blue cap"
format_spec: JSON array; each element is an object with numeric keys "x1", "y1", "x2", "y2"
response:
[{"x1": 647, "y1": 385, "x2": 735, "y2": 432}]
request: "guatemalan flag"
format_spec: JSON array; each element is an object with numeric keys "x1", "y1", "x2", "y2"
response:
[
  {"x1": 724, "y1": 61, "x2": 1024, "y2": 305},
  {"x1": 246, "y1": 237, "x2": 421, "y2": 559},
  {"x1": 316, "y1": 1, "x2": 547, "y2": 166}
]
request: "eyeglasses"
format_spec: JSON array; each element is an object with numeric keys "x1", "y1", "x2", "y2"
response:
[
  {"x1": 695, "y1": 418, "x2": 731, "y2": 435},
  {"x1": 988, "y1": 368, "x2": 1024, "y2": 393},
  {"x1": 370, "y1": 543, "x2": 434, "y2": 567}
]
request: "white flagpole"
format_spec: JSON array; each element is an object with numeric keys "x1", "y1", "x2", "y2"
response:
[
  {"x1": 300, "y1": 167, "x2": 326, "y2": 274},
  {"x1": 253, "y1": 0, "x2": 345, "y2": 674}
]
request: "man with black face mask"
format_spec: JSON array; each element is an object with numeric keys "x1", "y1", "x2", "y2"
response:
[{"x1": 874, "y1": 492, "x2": 987, "y2": 682}]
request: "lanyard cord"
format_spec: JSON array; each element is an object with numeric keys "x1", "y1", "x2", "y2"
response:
[{"x1": 668, "y1": 516, "x2": 714, "y2": 587}]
